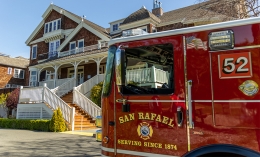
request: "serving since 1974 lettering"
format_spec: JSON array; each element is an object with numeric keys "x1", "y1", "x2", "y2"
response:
[{"x1": 118, "y1": 112, "x2": 174, "y2": 128}]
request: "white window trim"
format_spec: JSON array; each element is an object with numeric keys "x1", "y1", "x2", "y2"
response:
[
  {"x1": 70, "y1": 41, "x2": 76, "y2": 50},
  {"x1": 44, "y1": 18, "x2": 61, "y2": 34},
  {"x1": 32, "y1": 45, "x2": 37, "y2": 59},
  {"x1": 14, "y1": 68, "x2": 25, "y2": 79},
  {"x1": 113, "y1": 24, "x2": 119, "y2": 31},
  {"x1": 29, "y1": 71, "x2": 38, "y2": 87},
  {"x1": 5, "y1": 84, "x2": 10, "y2": 88},
  {"x1": 138, "y1": 26, "x2": 148, "y2": 32},
  {"x1": 7, "y1": 67, "x2": 12, "y2": 74},
  {"x1": 78, "y1": 39, "x2": 84, "y2": 48},
  {"x1": 67, "y1": 66, "x2": 84, "y2": 78}
]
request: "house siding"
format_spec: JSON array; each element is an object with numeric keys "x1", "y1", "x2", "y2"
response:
[
  {"x1": 32, "y1": 26, "x2": 44, "y2": 41},
  {"x1": 62, "y1": 15, "x2": 78, "y2": 30},
  {"x1": 62, "y1": 28, "x2": 101, "y2": 51},
  {"x1": 0, "y1": 65, "x2": 27, "y2": 88},
  {"x1": 29, "y1": 41, "x2": 48, "y2": 66}
]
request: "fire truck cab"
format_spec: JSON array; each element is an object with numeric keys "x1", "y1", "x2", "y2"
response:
[{"x1": 101, "y1": 17, "x2": 260, "y2": 157}]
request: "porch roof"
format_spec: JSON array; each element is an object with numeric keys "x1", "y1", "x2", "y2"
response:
[{"x1": 29, "y1": 48, "x2": 108, "y2": 69}]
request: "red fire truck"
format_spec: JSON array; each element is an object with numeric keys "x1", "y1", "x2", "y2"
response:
[{"x1": 101, "y1": 17, "x2": 260, "y2": 157}]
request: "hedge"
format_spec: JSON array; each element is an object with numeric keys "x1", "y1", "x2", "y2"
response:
[{"x1": 0, "y1": 118, "x2": 50, "y2": 131}]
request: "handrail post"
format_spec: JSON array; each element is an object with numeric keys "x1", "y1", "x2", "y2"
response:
[
  {"x1": 19, "y1": 86, "x2": 23, "y2": 103},
  {"x1": 42, "y1": 83, "x2": 46, "y2": 103},
  {"x1": 73, "y1": 87, "x2": 76, "y2": 104},
  {"x1": 70, "y1": 107, "x2": 75, "y2": 131}
]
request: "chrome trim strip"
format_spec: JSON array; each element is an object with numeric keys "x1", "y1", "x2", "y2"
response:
[
  {"x1": 187, "y1": 80, "x2": 193, "y2": 129},
  {"x1": 209, "y1": 53, "x2": 216, "y2": 126},
  {"x1": 118, "y1": 99, "x2": 260, "y2": 103},
  {"x1": 183, "y1": 36, "x2": 191, "y2": 152},
  {"x1": 109, "y1": 17, "x2": 260, "y2": 46},
  {"x1": 101, "y1": 147, "x2": 180, "y2": 157},
  {"x1": 126, "y1": 100, "x2": 185, "y2": 103},
  {"x1": 214, "y1": 100, "x2": 260, "y2": 103},
  {"x1": 101, "y1": 146, "x2": 114, "y2": 153},
  {"x1": 209, "y1": 45, "x2": 260, "y2": 52},
  {"x1": 114, "y1": 83, "x2": 117, "y2": 155}
]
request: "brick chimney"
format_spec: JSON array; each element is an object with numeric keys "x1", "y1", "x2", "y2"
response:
[{"x1": 152, "y1": 0, "x2": 163, "y2": 16}]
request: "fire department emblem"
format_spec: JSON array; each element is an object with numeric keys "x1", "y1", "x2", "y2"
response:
[
  {"x1": 137, "y1": 122, "x2": 153, "y2": 140},
  {"x1": 239, "y1": 80, "x2": 259, "y2": 96}
]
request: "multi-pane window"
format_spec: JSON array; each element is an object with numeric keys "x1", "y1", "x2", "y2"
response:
[
  {"x1": 44, "y1": 18, "x2": 61, "y2": 34},
  {"x1": 7, "y1": 67, "x2": 12, "y2": 74},
  {"x1": 48, "y1": 40, "x2": 60, "y2": 58},
  {"x1": 78, "y1": 39, "x2": 84, "y2": 53},
  {"x1": 14, "y1": 69, "x2": 25, "y2": 79},
  {"x1": 113, "y1": 24, "x2": 118, "y2": 31},
  {"x1": 30, "y1": 71, "x2": 37, "y2": 87},
  {"x1": 32, "y1": 45, "x2": 37, "y2": 59}
]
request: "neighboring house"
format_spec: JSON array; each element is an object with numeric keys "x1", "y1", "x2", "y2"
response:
[
  {"x1": 109, "y1": 0, "x2": 238, "y2": 38},
  {"x1": 0, "y1": 53, "x2": 29, "y2": 91}
]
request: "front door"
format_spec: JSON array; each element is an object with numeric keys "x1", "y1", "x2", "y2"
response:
[
  {"x1": 114, "y1": 36, "x2": 187, "y2": 156},
  {"x1": 77, "y1": 69, "x2": 84, "y2": 85}
]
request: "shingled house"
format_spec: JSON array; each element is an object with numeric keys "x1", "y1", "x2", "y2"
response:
[
  {"x1": 109, "y1": 0, "x2": 237, "y2": 37},
  {"x1": 19, "y1": 4, "x2": 110, "y2": 130},
  {"x1": 0, "y1": 53, "x2": 29, "y2": 90}
]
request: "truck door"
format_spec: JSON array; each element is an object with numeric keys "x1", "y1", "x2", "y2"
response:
[{"x1": 114, "y1": 36, "x2": 188, "y2": 156}]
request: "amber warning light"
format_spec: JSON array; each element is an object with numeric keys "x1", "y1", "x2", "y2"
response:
[{"x1": 209, "y1": 30, "x2": 234, "y2": 51}]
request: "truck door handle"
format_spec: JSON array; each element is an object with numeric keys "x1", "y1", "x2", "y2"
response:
[
  {"x1": 116, "y1": 99, "x2": 130, "y2": 112},
  {"x1": 177, "y1": 107, "x2": 183, "y2": 127}
]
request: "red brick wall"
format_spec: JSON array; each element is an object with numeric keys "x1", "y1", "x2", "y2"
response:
[
  {"x1": 62, "y1": 28, "x2": 101, "y2": 51},
  {"x1": 0, "y1": 65, "x2": 27, "y2": 88}
]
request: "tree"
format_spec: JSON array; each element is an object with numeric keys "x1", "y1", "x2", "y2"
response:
[
  {"x1": 0, "y1": 93, "x2": 9, "y2": 118},
  {"x1": 6, "y1": 88, "x2": 20, "y2": 110},
  {"x1": 49, "y1": 108, "x2": 67, "y2": 132},
  {"x1": 196, "y1": 0, "x2": 260, "y2": 20}
]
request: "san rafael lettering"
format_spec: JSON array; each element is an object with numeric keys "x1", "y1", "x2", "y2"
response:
[{"x1": 118, "y1": 112, "x2": 174, "y2": 127}]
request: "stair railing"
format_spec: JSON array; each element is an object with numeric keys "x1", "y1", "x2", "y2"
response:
[
  {"x1": 72, "y1": 74, "x2": 104, "y2": 118},
  {"x1": 75, "y1": 74, "x2": 105, "y2": 98},
  {"x1": 73, "y1": 88, "x2": 101, "y2": 119},
  {"x1": 19, "y1": 84, "x2": 75, "y2": 130},
  {"x1": 51, "y1": 78, "x2": 76, "y2": 97}
]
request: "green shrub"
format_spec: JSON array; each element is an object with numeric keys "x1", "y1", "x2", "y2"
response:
[
  {"x1": 90, "y1": 81, "x2": 103, "y2": 107},
  {"x1": 0, "y1": 118, "x2": 50, "y2": 131},
  {"x1": 49, "y1": 108, "x2": 67, "y2": 132}
]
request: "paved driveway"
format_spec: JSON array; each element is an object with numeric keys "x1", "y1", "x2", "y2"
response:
[{"x1": 0, "y1": 129, "x2": 101, "y2": 157}]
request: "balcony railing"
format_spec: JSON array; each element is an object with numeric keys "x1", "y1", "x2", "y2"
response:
[{"x1": 58, "y1": 42, "x2": 108, "y2": 58}]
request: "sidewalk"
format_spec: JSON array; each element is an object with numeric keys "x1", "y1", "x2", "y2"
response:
[{"x1": 61, "y1": 128, "x2": 101, "y2": 137}]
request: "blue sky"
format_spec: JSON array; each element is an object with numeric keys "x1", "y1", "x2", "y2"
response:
[{"x1": 0, "y1": 0, "x2": 196, "y2": 58}]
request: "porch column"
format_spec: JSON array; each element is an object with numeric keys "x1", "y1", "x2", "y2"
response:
[
  {"x1": 72, "y1": 61, "x2": 81, "y2": 87},
  {"x1": 93, "y1": 58, "x2": 102, "y2": 84},
  {"x1": 53, "y1": 65, "x2": 60, "y2": 88}
]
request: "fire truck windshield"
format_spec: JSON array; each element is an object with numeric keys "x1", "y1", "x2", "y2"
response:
[
  {"x1": 102, "y1": 45, "x2": 117, "y2": 96},
  {"x1": 121, "y1": 43, "x2": 174, "y2": 95}
]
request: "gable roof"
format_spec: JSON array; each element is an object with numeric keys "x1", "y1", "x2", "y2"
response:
[
  {"x1": 122, "y1": 7, "x2": 161, "y2": 25},
  {"x1": 0, "y1": 56, "x2": 29, "y2": 68},
  {"x1": 26, "y1": 4, "x2": 110, "y2": 45},
  {"x1": 158, "y1": 1, "x2": 235, "y2": 26}
]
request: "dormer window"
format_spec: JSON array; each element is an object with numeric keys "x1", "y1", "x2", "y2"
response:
[
  {"x1": 113, "y1": 24, "x2": 118, "y2": 31},
  {"x1": 44, "y1": 18, "x2": 61, "y2": 34}
]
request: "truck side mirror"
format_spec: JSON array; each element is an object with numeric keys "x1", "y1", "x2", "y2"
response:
[{"x1": 115, "y1": 48, "x2": 126, "y2": 89}]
